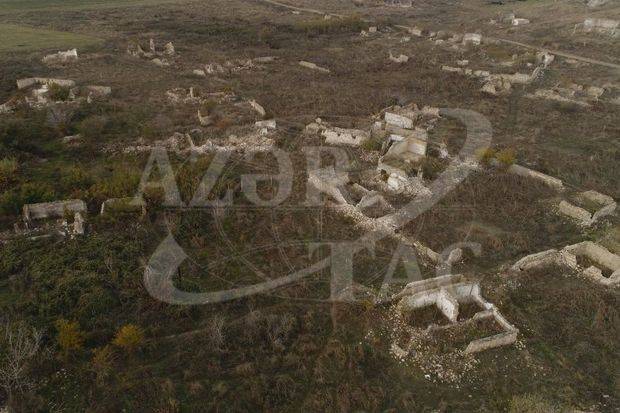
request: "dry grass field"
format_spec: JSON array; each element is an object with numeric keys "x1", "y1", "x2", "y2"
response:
[{"x1": 0, "y1": 0, "x2": 618, "y2": 411}]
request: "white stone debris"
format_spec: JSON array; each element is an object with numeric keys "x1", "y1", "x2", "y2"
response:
[
  {"x1": 193, "y1": 69, "x2": 206, "y2": 77},
  {"x1": 299, "y1": 61, "x2": 331, "y2": 73},
  {"x1": 384, "y1": 111, "x2": 414, "y2": 129},
  {"x1": 389, "y1": 51, "x2": 410, "y2": 63},
  {"x1": 248, "y1": 100, "x2": 267, "y2": 118},
  {"x1": 255, "y1": 119, "x2": 277, "y2": 130},
  {"x1": 127, "y1": 39, "x2": 176, "y2": 65},
  {"x1": 253, "y1": 56, "x2": 277, "y2": 63},
  {"x1": 197, "y1": 110, "x2": 212, "y2": 126},
  {"x1": 62, "y1": 134, "x2": 82, "y2": 145},
  {"x1": 307, "y1": 167, "x2": 350, "y2": 205},
  {"x1": 100, "y1": 197, "x2": 146, "y2": 216},
  {"x1": 587, "y1": 0, "x2": 610, "y2": 7},
  {"x1": 163, "y1": 42, "x2": 175, "y2": 55},
  {"x1": 323, "y1": 127, "x2": 370, "y2": 147},
  {"x1": 385, "y1": 0, "x2": 412, "y2": 6},
  {"x1": 536, "y1": 51, "x2": 555, "y2": 68},
  {"x1": 42, "y1": 48, "x2": 78, "y2": 65},
  {"x1": 84, "y1": 85, "x2": 112, "y2": 103},
  {"x1": 462, "y1": 33, "x2": 482, "y2": 46},
  {"x1": 17, "y1": 78, "x2": 75, "y2": 90},
  {"x1": 512, "y1": 18, "x2": 530, "y2": 26},
  {"x1": 407, "y1": 27, "x2": 422, "y2": 37},
  {"x1": 393, "y1": 274, "x2": 518, "y2": 354},
  {"x1": 557, "y1": 190, "x2": 616, "y2": 226},
  {"x1": 507, "y1": 164, "x2": 564, "y2": 191},
  {"x1": 205, "y1": 63, "x2": 226, "y2": 74},
  {"x1": 0, "y1": 100, "x2": 15, "y2": 114},
  {"x1": 151, "y1": 58, "x2": 170, "y2": 67},
  {"x1": 581, "y1": 18, "x2": 619, "y2": 36}
]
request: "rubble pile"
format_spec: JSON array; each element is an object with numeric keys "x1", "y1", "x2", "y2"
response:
[
  {"x1": 0, "y1": 78, "x2": 111, "y2": 113},
  {"x1": 42, "y1": 48, "x2": 78, "y2": 65},
  {"x1": 127, "y1": 38, "x2": 177, "y2": 67}
]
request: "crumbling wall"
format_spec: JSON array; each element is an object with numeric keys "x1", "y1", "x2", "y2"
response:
[{"x1": 23, "y1": 200, "x2": 86, "y2": 222}]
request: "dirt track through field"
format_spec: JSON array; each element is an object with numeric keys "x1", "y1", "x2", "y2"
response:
[{"x1": 252, "y1": 0, "x2": 620, "y2": 71}]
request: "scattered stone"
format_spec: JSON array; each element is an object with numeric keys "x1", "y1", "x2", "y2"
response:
[
  {"x1": 163, "y1": 42, "x2": 175, "y2": 55},
  {"x1": 205, "y1": 63, "x2": 226, "y2": 74},
  {"x1": 248, "y1": 100, "x2": 266, "y2": 118},
  {"x1": 536, "y1": 51, "x2": 555, "y2": 67},
  {"x1": 42, "y1": 48, "x2": 78, "y2": 65},
  {"x1": 389, "y1": 51, "x2": 409, "y2": 63},
  {"x1": 307, "y1": 167, "x2": 350, "y2": 205},
  {"x1": 323, "y1": 127, "x2": 370, "y2": 147},
  {"x1": 462, "y1": 33, "x2": 482, "y2": 46},
  {"x1": 197, "y1": 110, "x2": 213, "y2": 126},
  {"x1": 512, "y1": 18, "x2": 530, "y2": 26},
  {"x1": 151, "y1": 58, "x2": 169, "y2": 67},
  {"x1": 17, "y1": 78, "x2": 75, "y2": 90},
  {"x1": 587, "y1": 0, "x2": 610, "y2": 7},
  {"x1": 62, "y1": 134, "x2": 82, "y2": 145},
  {"x1": 385, "y1": 112, "x2": 414, "y2": 129},
  {"x1": 299, "y1": 61, "x2": 331, "y2": 73},
  {"x1": 100, "y1": 197, "x2": 146, "y2": 216},
  {"x1": 507, "y1": 164, "x2": 564, "y2": 191},
  {"x1": 255, "y1": 119, "x2": 277, "y2": 130},
  {"x1": 582, "y1": 18, "x2": 619, "y2": 36}
]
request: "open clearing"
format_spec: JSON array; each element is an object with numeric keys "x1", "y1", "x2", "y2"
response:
[
  {"x1": 0, "y1": 0, "x2": 191, "y2": 13},
  {"x1": 0, "y1": 24, "x2": 101, "y2": 53}
]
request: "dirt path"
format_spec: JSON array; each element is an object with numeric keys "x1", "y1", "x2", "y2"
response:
[{"x1": 252, "y1": 0, "x2": 620, "y2": 71}]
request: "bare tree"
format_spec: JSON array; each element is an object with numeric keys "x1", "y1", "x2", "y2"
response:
[{"x1": 0, "y1": 324, "x2": 43, "y2": 405}]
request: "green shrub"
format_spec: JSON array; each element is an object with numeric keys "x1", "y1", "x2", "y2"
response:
[
  {"x1": 0, "y1": 182, "x2": 56, "y2": 215},
  {"x1": 508, "y1": 394, "x2": 561, "y2": 413},
  {"x1": 0, "y1": 157, "x2": 18, "y2": 190},
  {"x1": 87, "y1": 168, "x2": 141, "y2": 204},
  {"x1": 48, "y1": 83, "x2": 71, "y2": 102},
  {"x1": 361, "y1": 136, "x2": 382, "y2": 152},
  {"x1": 60, "y1": 166, "x2": 94, "y2": 193},
  {"x1": 76, "y1": 115, "x2": 108, "y2": 140}
]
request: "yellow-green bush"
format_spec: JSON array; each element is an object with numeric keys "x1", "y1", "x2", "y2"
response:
[
  {"x1": 496, "y1": 148, "x2": 517, "y2": 167},
  {"x1": 0, "y1": 157, "x2": 18, "y2": 190},
  {"x1": 55, "y1": 319, "x2": 85, "y2": 356},
  {"x1": 112, "y1": 324, "x2": 144, "y2": 352}
]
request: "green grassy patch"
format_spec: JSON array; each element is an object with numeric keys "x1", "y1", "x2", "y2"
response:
[
  {"x1": 0, "y1": 24, "x2": 101, "y2": 53},
  {"x1": 0, "y1": 0, "x2": 191, "y2": 13}
]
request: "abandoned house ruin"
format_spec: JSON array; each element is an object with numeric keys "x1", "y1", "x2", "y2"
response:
[
  {"x1": 512, "y1": 241, "x2": 620, "y2": 287},
  {"x1": 19, "y1": 199, "x2": 87, "y2": 239},
  {"x1": 392, "y1": 274, "x2": 518, "y2": 354},
  {"x1": 557, "y1": 190, "x2": 617, "y2": 227}
]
